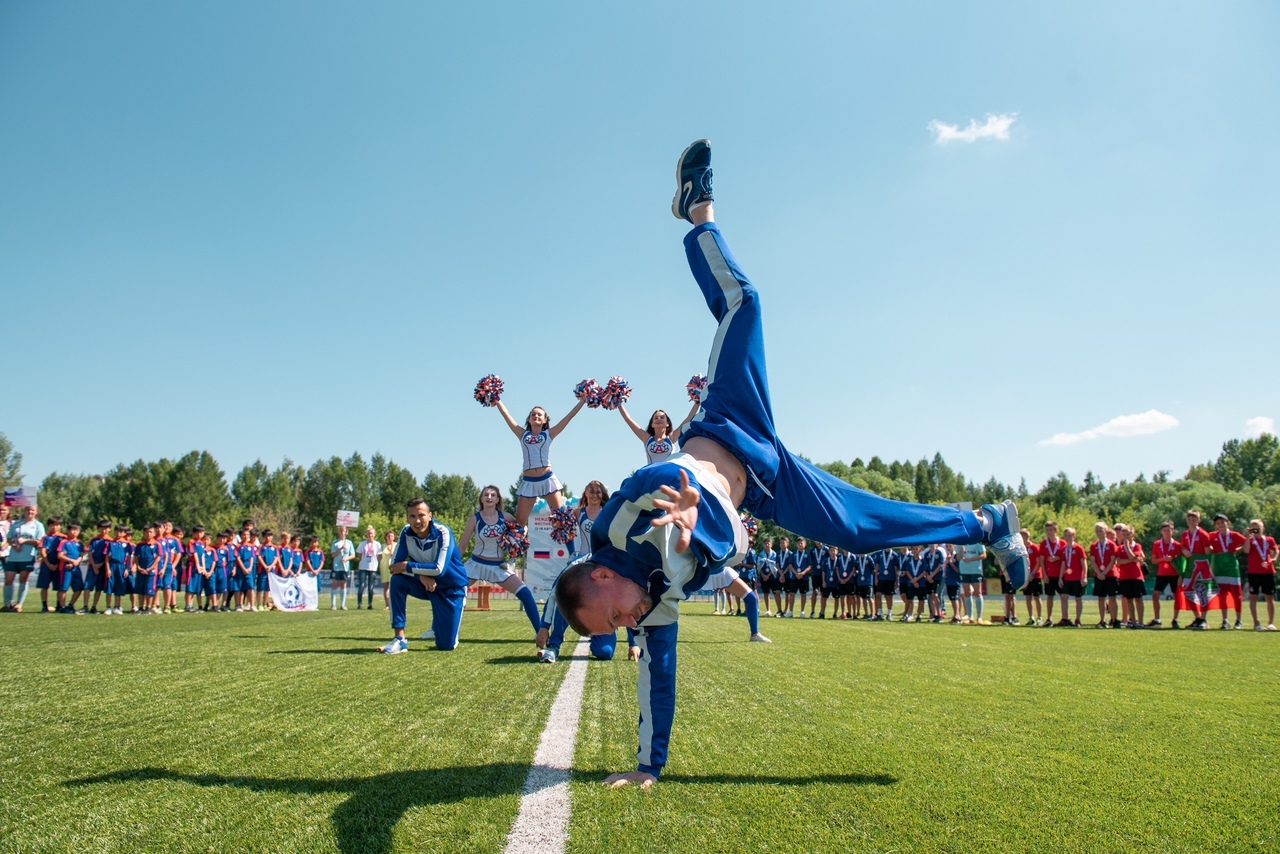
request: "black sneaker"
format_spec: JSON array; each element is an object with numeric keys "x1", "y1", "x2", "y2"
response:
[
  {"x1": 1146, "y1": 619, "x2": 1162, "y2": 627},
  {"x1": 1171, "y1": 619, "x2": 1181, "y2": 630},
  {"x1": 672, "y1": 139, "x2": 713, "y2": 222}
]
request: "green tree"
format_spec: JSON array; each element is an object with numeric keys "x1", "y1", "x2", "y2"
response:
[
  {"x1": 1035, "y1": 472, "x2": 1080, "y2": 512},
  {"x1": 422, "y1": 472, "x2": 480, "y2": 520},
  {"x1": 0, "y1": 433, "x2": 21, "y2": 487},
  {"x1": 36, "y1": 473, "x2": 102, "y2": 524},
  {"x1": 164, "y1": 451, "x2": 232, "y2": 525}
]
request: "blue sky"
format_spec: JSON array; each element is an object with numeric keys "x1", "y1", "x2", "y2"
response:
[{"x1": 3, "y1": 1, "x2": 1277, "y2": 499}]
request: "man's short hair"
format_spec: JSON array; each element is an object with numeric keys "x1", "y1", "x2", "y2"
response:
[
  {"x1": 554, "y1": 560, "x2": 601, "y2": 636},
  {"x1": 407, "y1": 498, "x2": 431, "y2": 511}
]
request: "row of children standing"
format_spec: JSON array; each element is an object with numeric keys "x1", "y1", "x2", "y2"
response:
[{"x1": 1, "y1": 516, "x2": 330, "y2": 615}]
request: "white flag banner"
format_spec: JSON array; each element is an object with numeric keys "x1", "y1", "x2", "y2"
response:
[
  {"x1": 267, "y1": 573, "x2": 319, "y2": 611},
  {"x1": 524, "y1": 510, "x2": 574, "y2": 599}
]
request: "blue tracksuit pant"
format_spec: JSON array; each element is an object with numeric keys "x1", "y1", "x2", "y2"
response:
[
  {"x1": 390, "y1": 573, "x2": 465, "y2": 651},
  {"x1": 681, "y1": 222, "x2": 984, "y2": 552}
]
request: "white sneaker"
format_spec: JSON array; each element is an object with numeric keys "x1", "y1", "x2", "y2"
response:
[
  {"x1": 331, "y1": 604, "x2": 337, "y2": 610},
  {"x1": 341, "y1": 605, "x2": 349, "y2": 611},
  {"x1": 235, "y1": 606, "x2": 244, "y2": 612},
  {"x1": 749, "y1": 633, "x2": 772, "y2": 643},
  {"x1": 379, "y1": 637, "x2": 409, "y2": 655},
  {"x1": 537, "y1": 649, "x2": 557, "y2": 663},
  {"x1": 1268, "y1": 624, "x2": 1278, "y2": 631},
  {"x1": 419, "y1": 629, "x2": 435, "y2": 640}
]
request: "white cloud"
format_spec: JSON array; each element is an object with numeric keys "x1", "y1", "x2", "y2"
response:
[
  {"x1": 1039, "y1": 410, "x2": 1179, "y2": 447},
  {"x1": 1245, "y1": 416, "x2": 1275, "y2": 439},
  {"x1": 928, "y1": 113, "x2": 1017, "y2": 144}
]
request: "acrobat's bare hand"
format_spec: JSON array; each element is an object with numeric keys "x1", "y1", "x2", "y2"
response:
[
  {"x1": 603, "y1": 771, "x2": 657, "y2": 789},
  {"x1": 627, "y1": 645, "x2": 642, "y2": 661},
  {"x1": 651, "y1": 469, "x2": 700, "y2": 554},
  {"x1": 535, "y1": 627, "x2": 549, "y2": 648}
]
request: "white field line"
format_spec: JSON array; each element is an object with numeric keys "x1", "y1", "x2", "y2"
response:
[{"x1": 503, "y1": 637, "x2": 591, "y2": 854}]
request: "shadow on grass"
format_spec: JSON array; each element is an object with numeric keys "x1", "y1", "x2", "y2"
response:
[
  {"x1": 65, "y1": 763, "x2": 529, "y2": 854},
  {"x1": 570, "y1": 769, "x2": 897, "y2": 787},
  {"x1": 266, "y1": 648, "x2": 380, "y2": 656},
  {"x1": 485, "y1": 654, "x2": 541, "y2": 665}
]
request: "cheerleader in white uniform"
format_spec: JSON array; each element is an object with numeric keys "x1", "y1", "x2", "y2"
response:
[
  {"x1": 495, "y1": 398, "x2": 586, "y2": 526},
  {"x1": 459, "y1": 485, "x2": 545, "y2": 637},
  {"x1": 617, "y1": 401, "x2": 700, "y2": 466}
]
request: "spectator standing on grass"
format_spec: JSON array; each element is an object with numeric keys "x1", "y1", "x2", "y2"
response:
[
  {"x1": 6, "y1": 504, "x2": 48, "y2": 611},
  {"x1": 0, "y1": 506, "x2": 11, "y2": 594},
  {"x1": 778, "y1": 536, "x2": 797, "y2": 617},
  {"x1": 1242, "y1": 519, "x2": 1277, "y2": 630},
  {"x1": 1022, "y1": 532, "x2": 1044, "y2": 626},
  {"x1": 1208, "y1": 514, "x2": 1245, "y2": 630},
  {"x1": 355, "y1": 525, "x2": 381, "y2": 610},
  {"x1": 958, "y1": 542, "x2": 986, "y2": 625},
  {"x1": 330, "y1": 526, "x2": 354, "y2": 611},
  {"x1": 36, "y1": 516, "x2": 66, "y2": 613},
  {"x1": 943, "y1": 544, "x2": 962, "y2": 624},
  {"x1": 757, "y1": 537, "x2": 780, "y2": 616},
  {"x1": 378, "y1": 530, "x2": 395, "y2": 610},
  {"x1": 305, "y1": 538, "x2": 325, "y2": 602}
]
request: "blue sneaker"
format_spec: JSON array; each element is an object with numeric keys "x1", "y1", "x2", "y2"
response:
[
  {"x1": 671, "y1": 139, "x2": 713, "y2": 222},
  {"x1": 981, "y1": 500, "x2": 1029, "y2": 592},
  {"x1": 379, "y1": 637, "x2": 408, "y2": 655}
]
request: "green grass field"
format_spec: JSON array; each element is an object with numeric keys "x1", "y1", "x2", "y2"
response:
[{"x1": 1, "y1": 602, "x2": 1277, "y2": 853}]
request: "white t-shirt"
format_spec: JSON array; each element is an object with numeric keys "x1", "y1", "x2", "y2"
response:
[{"x1": 356, "y1": 540, "x2": 382, "y2": 571}]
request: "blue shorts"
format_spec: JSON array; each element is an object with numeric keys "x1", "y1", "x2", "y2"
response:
[
  {"x1": 254, "y1": 571, "x2": 270, "y2": 593},
  {"x1": 136, "y1": 572, "x2": 158, "y2": 597},
  {"x1": 36, "y1": 564, "x2": 56, "y2": 589},
  {"x1": 65, "y1": 567, "x2": 85, "y2": 593},
  {"x1": 92, "y1": 566, "x2": 109, "y2": 592},
  {"x1": 107, "y1": 565, "x2": 132, "y2": 596},
  {"x1": 157, "y1": 570, "x2": 175, "y2": 591},
  {"x1": 187, "y1": 573, "x2": 204, "y2": 595},
  {"x1": 210, "y1": 570, "x2": 227, "y2": 595},
  {"x1": 235, "y1": 573, "x2": 254, "y2": 593}
]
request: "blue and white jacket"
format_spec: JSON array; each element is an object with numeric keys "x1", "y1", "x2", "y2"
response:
[{"x1": 392, "y1": 521, "x2": 468, "y2": 590}]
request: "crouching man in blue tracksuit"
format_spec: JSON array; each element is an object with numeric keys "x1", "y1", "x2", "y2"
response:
[
  {"x1": 551, "y1": 140, "x2": 1030, "y2": 789},
  {"x1": 378, "y1": 498, "x2": 468, "y2": 653}
]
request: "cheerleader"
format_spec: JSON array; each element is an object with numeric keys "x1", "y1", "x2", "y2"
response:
[
  {"x1": 459, "y1": 485, "x2": 544, "y2": 638},
  {"x1": 617, "y1": 401, "x2": 700, "y2": 466},
  {"x1": 494, "y1": 398, "x2": 585, "y2": 526}
]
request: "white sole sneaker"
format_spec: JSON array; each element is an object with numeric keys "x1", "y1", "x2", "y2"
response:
[{"x1": 749, "y1": 633, "x2": 772, "y2": 643}]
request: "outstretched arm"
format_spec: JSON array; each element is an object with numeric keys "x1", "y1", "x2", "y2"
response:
[
  {"x1": 494, "y1": 401, "x2": 525, "y2": 438},
  {"x1": 651, "y1": 469, "x2": 700, "y2": 554},
  {"x1": 548, "y1": 397, "x2": 587, "y2": 439},
  {"x1": 617, "y1": 403, "x2": 649, "y2": 442},
  {"x1": 604, "y1": 621, "x2": 677, "y2": 788},
  {"x1": 670, "y1": 400, "x2": 700, "y2": 442}
]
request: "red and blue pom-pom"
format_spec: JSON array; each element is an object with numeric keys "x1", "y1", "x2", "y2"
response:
[
  {"x1": 499, "y1": 520, "x2": 529, "y2": 559},
  {"x1": 740, "y1": 513, "x2": 759, "y2": 537},
  {"x1": 574, "y1": 378, "x2": 603, "y2": 409},
  {"x1": 549, "y1": 506, "x2": 577, "y2": 545},
  {"x1": 686, "y1": 374, "x2": 707, "y2": 403},
  {"x1": 599, "y1": 376, "x2": 632, "y2": 411},
  {"x1": 474, "y1": 374, "x2": 504, "y2": 407}
]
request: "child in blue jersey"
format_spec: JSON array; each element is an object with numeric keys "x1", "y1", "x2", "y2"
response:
[
  {"x1": 817, "y1": 545, "x2": 841, "y2": 619},
  {"x1": 85, "y1": 520, "x2": 112, "y2": 614},
  {"x1": 943, "y1": 544, "x2": 963, "y2": 623},
  {"x1": 157, "y1": 522, "x2": 180, "y2": 614},
  {"x1": 872, "y1": 549, "x2": 899, "y2": 620},
  {"x1": 184, "y1": 526, "x2": 207, "y2": 612},
  {"x1": 233, "y1": 531, "x2": 257, "y2": 612},
  {"x1": 756, "y1": 537, "x2": 781, "y2": 616},
  {"x1": 57, "y1": 524, "x2": 85, "y2": 614},
  {"x1": 305, "y1": 537, "x2": 325, "y2": 587},
  {"x1": 105, "y1": 525, "x2": 133, "y2": 615},
  {"x1": 255, "y1": 530, "x2": 279, "y2": 611},
  {"x1": 837, "y1": 549, "x2": 858, "y2": 619},
  {"x1": 380, "y1": 499, "x2": 469, "y2": 653},
  {"x1": 856, "y1": 552, "x2": 875, "y2": 619},
  {"x1": 211, "y1": 530, "x2": 232, "y2": 611},
  {"x1": 134, "y1": 523, "x2": 162, "y2": 613},
  {"x1": 783, "y1": 537, "x2": 812, "y2": 618},
  {"x1": 551, "y1": 141, "x2": 1027, "y2": 787},
  {"x1": 36, "y1": 516, "x2": 66, "y2": 613}
]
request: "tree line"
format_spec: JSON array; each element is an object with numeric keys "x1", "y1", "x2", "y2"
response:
[{"x1": 5, "y1": 431, "x2": 1279, "y2": 553}]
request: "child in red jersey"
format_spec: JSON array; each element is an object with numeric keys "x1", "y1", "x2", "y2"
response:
[
  {"x1": 1148, "y1": 521, "x2": 1182, "y2": 628},
  {"x1": 1242, "y1": 519, "x2": 1277, "y2": 631},
  {"x1": 1089, "y1": 522, "x2": 1118, "y2": 628},
  {"x1": 1110, "y1": 524, "x2": 1147, "y2": 628},
  {"x1": 1208, "y1": 514, "x2": 1246, "y2": 630},
  {"x1": 1180, "y1": 510, "x2": 1213, "y2": 628},
  {"x1": 1059, "y1": 527, "x2": 1087, "y2": 626},
  {"x1": 1039, "y1": 521, "x2": 1067, "y2": 627}
]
